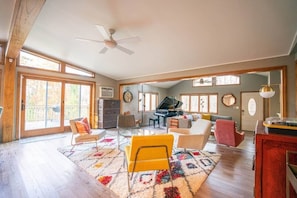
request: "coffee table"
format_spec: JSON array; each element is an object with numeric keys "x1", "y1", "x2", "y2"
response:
[{"x1": 117, "y1": 128, "x2": 156, "y2": 150}]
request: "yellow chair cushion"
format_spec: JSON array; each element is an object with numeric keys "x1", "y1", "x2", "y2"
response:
[{"x1": 125, "y1": 134, "x2": 174, "y2": 172}]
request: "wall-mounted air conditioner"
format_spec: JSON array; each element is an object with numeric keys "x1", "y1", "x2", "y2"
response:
[{"x1": 99, "y1": 86, "x2": 114, "y2": 98}]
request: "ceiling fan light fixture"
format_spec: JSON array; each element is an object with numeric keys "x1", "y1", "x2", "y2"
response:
[
  {"x1": 259, "y1": 85, "x2": 275, "y2": 98},
  {"x1": 104, "y1": 40, "x2": 117, "y2": 48},
  {"x1": 78, "y1": 25, "x2": 136, "y2": 54}
]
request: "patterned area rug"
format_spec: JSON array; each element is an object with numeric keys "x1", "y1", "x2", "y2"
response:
[{"x1": 58, "y1": 135, "x2": 221, "y2": 198}]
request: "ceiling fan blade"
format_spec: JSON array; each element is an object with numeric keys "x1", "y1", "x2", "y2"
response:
[
  {"x1": 99, "y1": 47, "x2": 108, "y2": 54},
  {"x1": 116, "y1": 45, "x2": 134, "y2": 55},
  {"x1": 96, "y1": 25, "x2": 110, "y2": 40},
  {"x1": 117, "y1": 36, "x2": 141, "y2": 44},
  {"x1": 76, "y1": 37, "x2": 104, "y2": 44}
]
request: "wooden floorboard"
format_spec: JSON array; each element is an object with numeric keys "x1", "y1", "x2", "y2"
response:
[
  {"x1": 0, "y1": 128, "x2": 255, "y2": 198},
  {"x1": 196, "y1": 132, "x2": 255, "y2": 198}
]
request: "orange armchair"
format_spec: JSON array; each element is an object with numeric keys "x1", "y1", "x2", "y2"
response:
[
  {"x1": 214, "y1": 119, "x2": 245, "y2": 147},
  {"x1": 69, "y1": 117, "x2": 106, "y2": 151}
]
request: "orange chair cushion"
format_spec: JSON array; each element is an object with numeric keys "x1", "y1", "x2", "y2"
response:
[{"x1": 75, "y1": 117, "x2": 91, "y2": 133}]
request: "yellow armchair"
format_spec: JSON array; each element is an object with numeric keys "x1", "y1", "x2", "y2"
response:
[{"x1": 124, "y1": 134, "x2": 174, "y2": 192}]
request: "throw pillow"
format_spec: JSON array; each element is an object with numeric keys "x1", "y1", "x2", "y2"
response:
[
  {"x1": 75, "y1": 117, "x2": 91, "y2": 133},
  {"x1": 169, "y1": 119, "x2": 179, "y2": 128},
  {"x1": 202, "y1": 114, "x2": 211, "y2": 120},
  {"x1": 192, "y1": 113, "x2": 201, "y2": 121},
  {"x1": 186, "y1": 114, "x2": 193, "y2": 121},
  {"x1": 82, "y1": 117, "x2": 91, "y2": 132}
]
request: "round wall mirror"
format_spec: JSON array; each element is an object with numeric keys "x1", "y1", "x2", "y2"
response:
[{"x1": 222, "y1": 93, "x2": 236, "y2": 107}]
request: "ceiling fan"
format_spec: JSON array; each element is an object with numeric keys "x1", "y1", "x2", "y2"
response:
[{"x1": 76, "y1": 25, "x2": 140, "y2": 55}]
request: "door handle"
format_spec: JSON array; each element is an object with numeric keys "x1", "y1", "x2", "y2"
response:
[{"x1": 21, "y1": 100, "x2": 25, "y2": 111}]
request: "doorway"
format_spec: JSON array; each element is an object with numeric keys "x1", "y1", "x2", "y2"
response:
[{"x1": 241, "y1": 92, "x2": 264, "y2": 131}]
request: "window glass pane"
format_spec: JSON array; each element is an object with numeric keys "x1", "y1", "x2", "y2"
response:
[
  {"x1": 216, "y1": 75, "x2": 240, "y2": 85},
  {"x1": 190, "y1": 95, "x2": 199, "y2": 112},
  {"x1": 25, "y1": 79, "x2": 61, "y2": 130},
  {"x1": 138, "y1": 92, "x2": 159, "y2": 112},
  {"x1": 248, "y1": 98, "x2": 256, "y2": 116},
  {"x1": 181, "y1": 94, "x2": 217, "y2": 113},
  {"x1": 65, "y1": 65, "x2": 94, "y2": 77},
  {"x1": 138, "y1": 93, "x2": 143, "y2": 111},
  {"x1": 193, "y1": 77, "x2": 212, "y2": 86},
  {"x1": 199, "y1": 95, "x2": 208, "y2": 112},
  {"x1": 145, "y1": 93, "x2": 150, "y2": 111},
  {"x1": 64, "y1": 83, "x2": 90, "y2": 123},
  {"x1": 20, "y1": 51, "x2": 60, "y2": 71},
  {"x1": 151, "y1": 94, "x2": 157, "y2": 110},
  {"x1": 181, "y1": 95, "x2": 189, "y2": 111},
  {"x1": 209, "y1": 94, "x2": 218, "y2": 113}
]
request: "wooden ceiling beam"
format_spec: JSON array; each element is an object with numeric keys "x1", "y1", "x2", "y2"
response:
[{"x1": 6, "y1": 0, "x2": 46, "y2": 59}]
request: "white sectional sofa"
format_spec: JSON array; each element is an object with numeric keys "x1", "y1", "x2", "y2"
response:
[{"x1": 168, "y1": 118, "x2": 211, "y2": 150}]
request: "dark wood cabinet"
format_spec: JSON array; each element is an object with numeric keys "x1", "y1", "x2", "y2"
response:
[
  {"x1": 255, "y1": 128, "x2": 297, "y2": 198},
  {"x1": 97, "y1": 99, "x2": 120, "y2": 129}
]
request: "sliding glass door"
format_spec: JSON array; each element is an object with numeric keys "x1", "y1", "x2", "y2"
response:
[{"x1": 20, "y1": 76, "x2": 92, "y2": 138}]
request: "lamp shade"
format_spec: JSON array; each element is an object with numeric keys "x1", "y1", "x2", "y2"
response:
[{"x1": 259, "y1": 85, "x2": 275, "y2": 98}]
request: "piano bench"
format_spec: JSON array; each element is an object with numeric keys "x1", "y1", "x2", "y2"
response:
[{"x1": 149, "y1": 117, "x2": 160, "y2": 128}]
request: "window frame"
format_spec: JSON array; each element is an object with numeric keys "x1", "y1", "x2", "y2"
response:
[
  {"x1": 138, "y1": 92, "x2": 159, "y2": 112},
  {"x1": 180, "y1": 93, "x2": 218, "y2": 114}
]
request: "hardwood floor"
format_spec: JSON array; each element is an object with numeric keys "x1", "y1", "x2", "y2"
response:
[
  {"x1": 196, "y1": 133, "x2": 255, "y2": 198},
  {"x1": 0, "y1": 128, "x2": 255, "y2": 198}
]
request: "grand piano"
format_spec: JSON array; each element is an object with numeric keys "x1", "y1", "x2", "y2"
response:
[{"x1": 154, "y1": 96, "x2": 183, "y2": 126}]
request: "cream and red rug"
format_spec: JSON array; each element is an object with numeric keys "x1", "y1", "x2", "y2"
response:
[{"x1": 58, "y1": 135, "x2": 220, "y2": 198}]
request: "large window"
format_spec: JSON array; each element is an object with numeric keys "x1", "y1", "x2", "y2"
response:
[
  {"x1": 19, "y1": 50, "x2": 94, "y2": 78},
  {"x1": 181, "y1": 93, "x2": 218, "y2": 113},
  {"x1": 216, "y1": 75, "x2": 240, "y2": 85},
  {"x1": 19, "y1": 51, "x2": 60, "y2": 71},
  {"x1": 138, "y1": 92, "x2": 159, "y2": 112},
  {"x1": 65, "y1": 64, "x2": 94, "y2": 77},
  {"x1": 193, "y1": 75, "x2": 240, "y2": 87},
  {"x1": 193, "y1": 77, "x2": 213, "y2": 87}
]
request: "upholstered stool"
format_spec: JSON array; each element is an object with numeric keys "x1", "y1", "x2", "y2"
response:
[{"x1": 149, "y1": 117, "x2": 160, "y2": 128}]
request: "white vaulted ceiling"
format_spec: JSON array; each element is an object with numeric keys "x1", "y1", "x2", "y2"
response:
[{"x1": 0, "y1": 0, "x2": 297, "y2": 80}]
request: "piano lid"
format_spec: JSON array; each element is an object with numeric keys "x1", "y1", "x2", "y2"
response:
[{"x1": 156, "y1": 96, "x2": 183, "y2": 110}]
